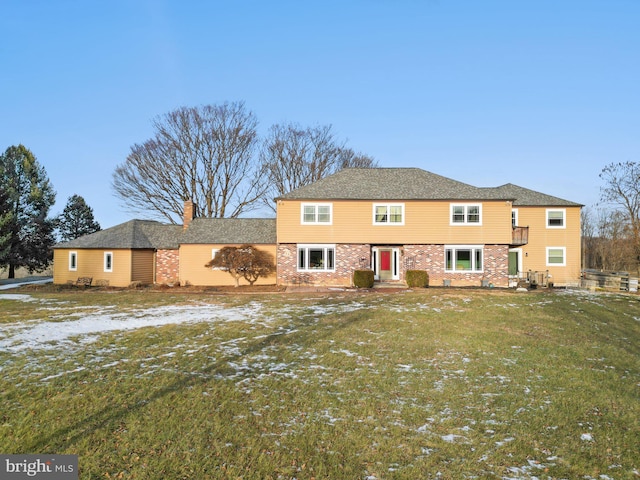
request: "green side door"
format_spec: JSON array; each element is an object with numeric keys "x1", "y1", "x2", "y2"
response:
[{"x1": 508, "y1": 251, "x2": 518, "y2": 276}]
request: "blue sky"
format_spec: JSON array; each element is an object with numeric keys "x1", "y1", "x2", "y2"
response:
[{"x1": 2, "y1": 0, "x2": 638, "y2": 228}]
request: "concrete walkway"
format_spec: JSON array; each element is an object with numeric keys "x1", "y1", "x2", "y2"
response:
[{"x1": 0, "y1": 277, "x2": 53, "y2": 290}]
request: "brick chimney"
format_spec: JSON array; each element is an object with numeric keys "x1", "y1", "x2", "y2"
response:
[{"x1": 183, "y1": 200, "x2": 196, "y2": 230}]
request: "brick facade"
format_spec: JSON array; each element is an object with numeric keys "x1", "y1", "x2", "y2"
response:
[
  {"x1": 404, "y1": 244, "x2": 509, "y2": 287},
  {"x1": 278, "y1": 244, "x2": 371, "y2": 287},
  {"x1": 156, "y1": 242, "x2": 510, "y2": 288},
  {"x1": 155, "y1": 248, "x2": 180, "y2": 284},
  {"x1": 278, "y1": 243, "x2": 510, "y2": 288}
]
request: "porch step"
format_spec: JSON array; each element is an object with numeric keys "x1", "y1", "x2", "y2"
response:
[{"x1": 374, "y1": 282, "x2": 408, "y2": 289}]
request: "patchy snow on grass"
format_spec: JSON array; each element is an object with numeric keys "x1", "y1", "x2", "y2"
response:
[
  {"x1": 502, "y1": 458, "x2": 550, "y2": 479},
  {"x1": 0, "y1": 293, "x2": 40, "y2": 302},
  {"x1": 332, "y1": 348, "x2": 358, "y2": 357},
  {"x1": 581, "y1": 433, "x2": 594, "y2": 442},
  {"x1": 441, "y1": 433, "x2": 466, "y2": 443},
  {"x1": 0, "y1": 296, "x2": 267, "y2": 352}
]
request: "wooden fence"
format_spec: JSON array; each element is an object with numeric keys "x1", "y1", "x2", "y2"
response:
[{"x1": 582, "y1": 269, "x2": 638, "y2": 292}]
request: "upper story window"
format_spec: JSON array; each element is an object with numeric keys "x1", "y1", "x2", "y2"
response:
[
  {"x1": 301, "y1": 203, "x2": 332, "y2": 224},
  {"x1": 104, "y1": 252, "x2": 113, "y2": 272},
  {"x1": 546, "y1": 209, "x2": 565, "y2": 228},
  {"x1": 373, "y1": 204, "x2": 404, "y2": 225},
  {"x1": 451, "y1": 204, "x2": 482, "y2": 225},
  {"x1": 512, "y1": 209, "x2": 518, "y2": 227},
  {"x1": 69, "y1": 251, "x2": 78, "y2": 271}
]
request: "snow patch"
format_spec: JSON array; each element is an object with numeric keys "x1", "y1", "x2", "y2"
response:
[{"x1": 0, "y1": 301, "x2": 266, "y2": 352}]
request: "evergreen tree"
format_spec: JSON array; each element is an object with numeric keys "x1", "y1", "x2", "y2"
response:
[
  {"x1": 0, "y1": 145, "x2": 56, "y2": 278},
  {"x1": 0, "y1": 187, "x2": 12, "y2": 262},
  {"x1": 57, "y1": 194, "x2": 101, "y2": 241}
]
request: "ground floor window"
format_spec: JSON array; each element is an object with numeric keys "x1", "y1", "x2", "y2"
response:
[
  {"x1": 297, "y1": 244, "x2": 335, "y2": 271},
  {"x1": 210, "y1": 248, "x2": 223, "y2": 270},
  {"x1": 445, "y1": 245, "x2": 483, "y2": 272},
  {"x1": 546, "y1": 247, "x2": 566, "y2": 266},
  {"x1": 104, "y1": 252, "x2": 113, "y2": 272},
  {"x1": 69, "y1": 251, "x2": 77, "y2": 271}
]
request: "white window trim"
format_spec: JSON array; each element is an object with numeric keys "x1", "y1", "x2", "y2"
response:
[
  {"x1": 372, "y1": 203, "x2": 405, "y2": 225},
  {"x1": 104, "y1": 252, "x2": 113, "y2": 272},
  {"x1": 444, "y1": 245, "x2": 484, "y2": 273},
  {"x1": 546, "y1": 208, "x2": 566, "y2": 229},
  {"x1": 301, "y1": 203, "x2": 333, "y2": 225},
  {"x1": 546, "y1": 247, "x2": 566, "y2": 267},
  {"x1": 69, "y1": 251, "x2": 78, "y2": 271},
  {"x1": 210, "y1": 248, "x2": 222, "y2": 270},
  {"x1": 512, "y1": 209, "x2": 519, "y2": 227},
  {"x1": 450, "y1": 204, "x2": 483, "y2": 226},
  {"x1": 297, "y1": 244, "x2": 336, "y2": 272}
]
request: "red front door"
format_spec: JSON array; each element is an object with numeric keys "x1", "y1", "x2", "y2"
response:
[
  {"x1": 376, "y1": 248, "x2": 395, "y2": 281},
  {"x1": 380, "y1": 250, "x2": 391, "y2": 271},
  {"x1": 380, "y1": 250, "x2": 391, "y2": 277}
]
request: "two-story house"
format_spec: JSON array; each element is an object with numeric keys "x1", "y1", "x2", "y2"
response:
[
  {"x1": 52, "y1": 168, "x2": 582, "y2": 288},
  {"x1": 275, "y1": 168, "x2": 581, "y2": 288}
]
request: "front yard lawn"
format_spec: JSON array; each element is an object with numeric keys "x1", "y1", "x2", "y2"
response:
[{"x1": 1, "y1": 288, "x2": 638, "y2": 479}]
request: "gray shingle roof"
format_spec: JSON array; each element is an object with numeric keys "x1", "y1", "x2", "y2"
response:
[
  {"x1": 277, "y1": 168, "x2": 582, "y2": 206},
  {"x1": 276, "y1": 168, "x2": 483, "y2": 200},
  {"x1": 181, "y1": 218, "x2": 276, "y2": 244},
  {"x1": 54, "y1": 170, "x2": 580, "y2": 252},
  {"x1": 483, "y1": 184, "x2": 582, "y2": 206},
  {"x1": 54, "y1": 220, "x2": 182, "y2": 249}
]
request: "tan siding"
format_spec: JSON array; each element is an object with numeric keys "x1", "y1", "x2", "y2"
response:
[
  {"x1": 517, "y1": 206, "x2": 581, "y2": 285},
  {"x1": 131, "y1": 250, "x2": 154, "y2": 284},
  {"x1": 277, "y1": 199, "x2": 513, "y2": 245},
  {"x1": 180, "y1": 244, "x2": 277, "y2": 286},
  {"x1": 53, "y1": 248, "x2": 135, "y2": 287},
  {"x1": 53, "y1": 249, "x2": 76, "y2": 285}
]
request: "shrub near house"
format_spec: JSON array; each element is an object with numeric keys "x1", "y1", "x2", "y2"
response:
[{"x1": 205, "y1": 245, "x2": 275, "y2": 287}]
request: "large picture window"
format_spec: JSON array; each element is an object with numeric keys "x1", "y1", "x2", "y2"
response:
[
  {"x1": 451, "y1": 204, "x2": 482, "y2": 225},
  {"x1": 301, "y1": 203, "x2": 332, "y2": 224},
  {"x1": 445, "y1": 246, "x2": 483, "y2": 272},
  {"x1": 297, "y1": 244, "x2": 335, "y2": 271},
  {"x1": 546, "y1": 209, "x2": 565, "y2": 228},
  {"x1": 373, "y1": 204, "x2": 404, "y2": 225}
]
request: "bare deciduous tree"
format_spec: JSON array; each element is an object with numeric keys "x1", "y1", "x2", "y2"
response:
[
  {"x1": 583, "y1": 206, "x2": 635, "y2": 272},
  {"x1": 599, "y1": 161, "x2": 640, "y2": 274},
  {"x1": 260, "y1": 123, "x2": 377, "y2": 212},
  {"x1": 112, "y1": 102, "x2": 266, "y2": 223},
  {"x1": 596, "y1": 209, "x2": 631, "y2": 271},
  {"x1": 581, "y1": 207, "x2": 596, "y2": 270}
]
